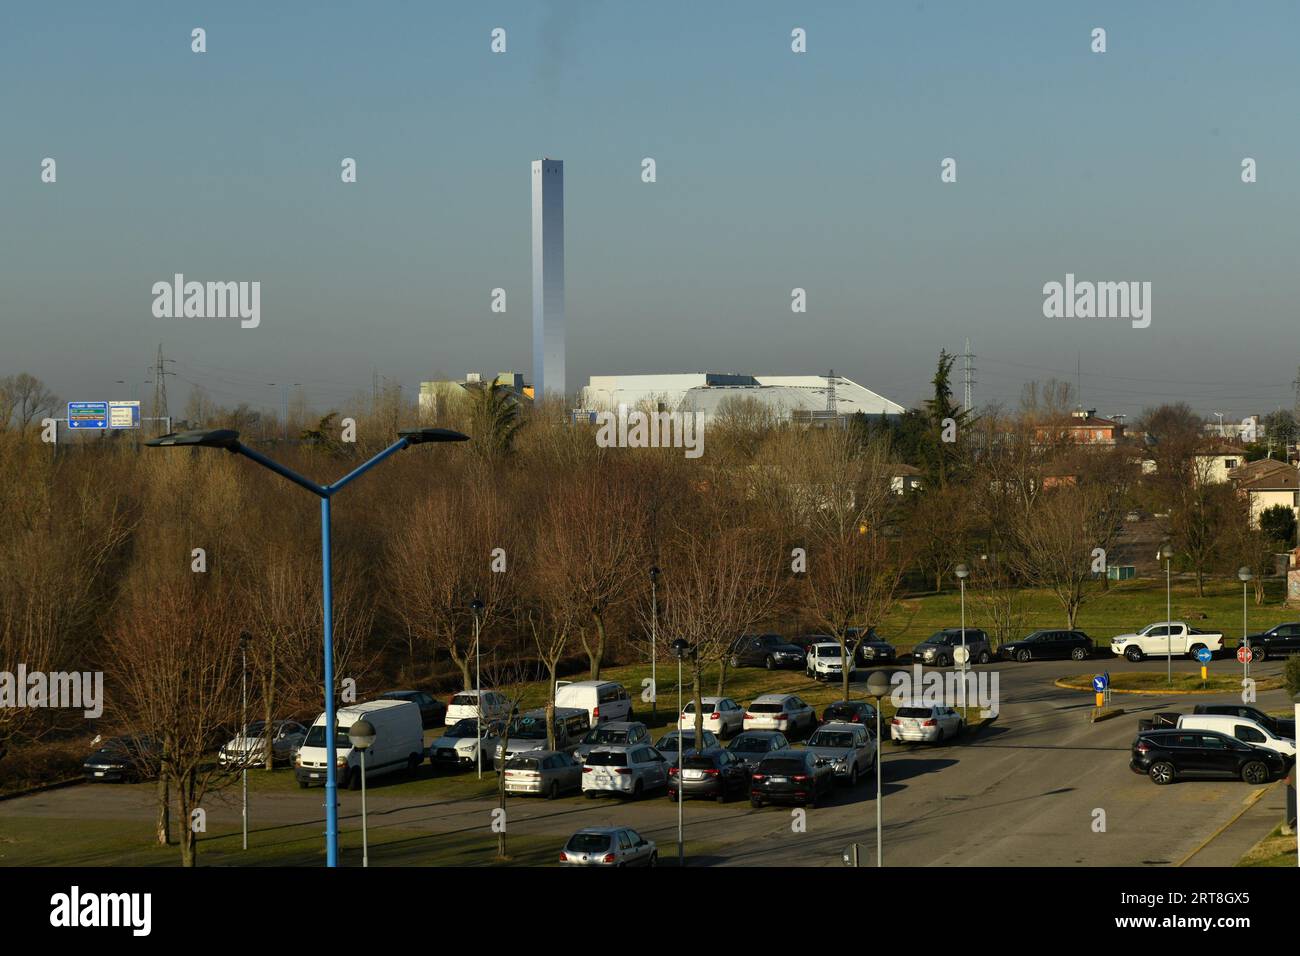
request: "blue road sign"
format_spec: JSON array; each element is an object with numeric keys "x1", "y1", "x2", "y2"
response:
[
  {"x1": 67, "y1": 402, "x2": 108, "y2": 429},
  {"x1": 1092, "y1": 674, "x2": 1108, "y2": 692},
  {"x1": 1196, "y1": 647, "x2": 1213, "y2": 664}
]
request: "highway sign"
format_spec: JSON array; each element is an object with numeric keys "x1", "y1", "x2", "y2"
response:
[
  {"x1": 1195, "y1": 647, "x2": 1213, "y2": 664},
  {"x1": 108, "y1": 401, "x2": 140, "y2": 429},
  {"x1": 1236, "y1": 646, "x2": 1253, "y2": 664},
  {"x1": 67, "y1": 402, "x2": 108, "y2": 429},
  {"x1": 1092, "y1": 674, "x2": 1108, "y2": 692}
]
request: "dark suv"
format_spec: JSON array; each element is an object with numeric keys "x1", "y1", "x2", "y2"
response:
[
  {"x1": 749, "y1": 750, "x2": 834, "y2": 808},
  {"x1": 847, "y1": 627, "x2": 897, "y2": 666},
  {"x1": 1130, "y1": 729, "x2": 1287, "y2": 786},
  {"x1": 729, "y1": 633, "x2": 805, "y2": 670},
  {"x1": 912, "y1": 629, "x2": 991, "y2": 666},
  {"x1": 1243, "y1": 622, "x2": 1300, "y2": 661},
  {"x1": 999, "y1": 630, "x2": 1093, "y2": 662}
]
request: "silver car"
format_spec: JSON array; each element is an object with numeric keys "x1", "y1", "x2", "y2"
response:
[
  {"x1": 582, "y1": 745, "x2": 669, "y2": 798},
  {"x1": 572, "y1": 721, "x2": 651, "y2": 763},
  {"x1": 560, "y1": 826, "x2": 657, "y2": 866},
  {"x1": 503, "y1": 750, "x2": 583, "y2": 799},
  {"x1": 802, "y1": 722, "x2": 877, "y2": 784},
  {"x1": 219, "y1": 720, "x2": 307, "y2": 768}
]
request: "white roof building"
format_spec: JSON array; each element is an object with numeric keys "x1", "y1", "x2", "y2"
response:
[{"x1": 579, "y1": 372, "x2": 905, "y2": 422}]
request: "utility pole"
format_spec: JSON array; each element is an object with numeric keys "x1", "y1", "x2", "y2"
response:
[
  {"x1": 825, "y1": 369, "x2": 837, "y2": 417},
  {"x1": 151, "y1": 346, "x2": 175, "y2": 435},
  {"x1": 963, "y1": 338, "x2": 976, "y2": 414}
]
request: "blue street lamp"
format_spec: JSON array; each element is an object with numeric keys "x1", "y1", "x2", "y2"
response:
[{"x1": 147, "y1": 426, "x2": 468, "y2": 866}]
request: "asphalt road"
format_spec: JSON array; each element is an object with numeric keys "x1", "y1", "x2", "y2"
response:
[{"x1": 2, "y1": 655, "x2": 1293, "y2": 867}]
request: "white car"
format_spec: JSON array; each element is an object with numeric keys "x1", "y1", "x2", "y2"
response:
[
  {"x1": 890, "y1": 703, "x2": 964, "y2": 744},
  {"x1": 679, "y1": 697, "x2": 745, "y2": 737},
  {"x1": 1176, "y1": 715, "x2": 1296, "y2": 759},
  {"x1": 429, "y1": 718, "x2": 505, "y2": 769},
  {"x1": 806, "y1": 642, "x2": 854, "y2": 681},
  {"x1": 743, "y1": 694, "x2": 817, "y2": 735},
  {"x1": 219, "y1": 720, "x2": 308, "y2": 768},
  {"x1": 581, "y1": 745, "x2": 669, "y2": 799},
  {"x1": 445, "y1": 690, "x2": 510, "y2": 726}
]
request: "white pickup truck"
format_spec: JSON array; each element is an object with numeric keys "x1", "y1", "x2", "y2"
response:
[{"x1": 1110, "y1": 622, "x2": 1223, "y2": 662}]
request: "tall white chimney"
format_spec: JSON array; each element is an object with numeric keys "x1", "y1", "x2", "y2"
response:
[{"x1": 531, "y1": 158, "x2": 565, "y2": 401}]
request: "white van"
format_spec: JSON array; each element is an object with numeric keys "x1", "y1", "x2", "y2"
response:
[
  {"x1": 295, "y1": 699, "x2": 425, "y2": 790},
  {"x1": 555, "y1": 680, "x2": 632, "y2": 726},
  {"x1": 1176, "y1": 714, "x2": 1296, "y2": 759}
]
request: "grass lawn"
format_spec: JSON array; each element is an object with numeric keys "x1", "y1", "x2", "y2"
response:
[
  {"x1": 1238, "y1": 824, "x2": 1299, "y2": 867},
  {"x1": 1057, "y1": 672, "x2": 1285, "y2": 694}
]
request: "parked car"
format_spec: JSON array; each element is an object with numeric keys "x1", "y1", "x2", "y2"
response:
[
  {"x1": 679, "y1": 697, "x2": 745, "y2": 737},
  {"x1": 560, "y1": 827, "x2": 657, "y2": 866},
  {"x1": 82, "y1": 734, "x2": 161, "y2": 783},
  {"x1": 572, "y1": 721, "x2": 651, "y2": 763},
  {"x1": 1192, "y1": 704, "x2": 1295, "y2": 740},
  {"x1": 912, "y1": 629, "x2": 991, "y2": 666},
  {"x1": 430, "y1": 717, "x2": 505, "y2": 770},
  {"x1": 787, "y1": 634, "x2": 829, "y2": 656},
  {"x1": 218, "y1": 720, "x2": 308, "y2": 768},
  {"x1": 848, "y1": 627, "x2": 897, "y2": 666},
  {"x1": 999, "y1": 630, "x2": 1094, "y2": 662},
  {"x1": 743, "y1": 694, "x2": 817, "y2": 735},
  {"x1": 1109, "y1": 622, "x2": 1223, "y2": 662},
  {"x1": 728, "y1": 633, "x2": 806, "y2": 670},
  {"x1": 654, "y1": 729, "x2": 721, "y2": 771},
  {"x1": 445, "y1": 690, "x2": 510, "y2": 727},
  {"x1": 803, "y1": 722, "x2": 877, "y2": 785},
  {"x1": 821, "y1": 699, "x2": 880, "y2": 728},
  {"x1": 377, "y1": 690, "x2": 446, "y2": 729},
  {"x1": 749, "y1": 749, "x2": 834, "y2": 808},
  {"x1": 726, "y1": 730, "x2": 790, "y2": 770},
  {"x1": 296, "y1": 699, "x2": 425, "y2": 790},
  {"x1": 555, "y1": 680, "x2": 633, "y2": 725},
  {"x1": 1130, "y1": 729, "x2": 1288, "y2": 785},
  {"x1": 1242, "y1": 622, "x2": 1300, "y2": 661},
  {"x1": 582, "y1": 745, "x2": 670, "y2": 799},
  {"x1": 890, "y1": 702, "x2": 964, "y2": 744},
  {"x1": 667, "y1": 748, "x2": 750, "y2": 802},
  {"x1": 1176, "y1": 714, "x2": 1295, "y2": 759},
  {"x1": 806, "y1": 642, "x2": 855, "y2": 681},
  {"x1": 503, "y1": 750, "x2": 583, "y2": 799},
  {"x1": 495, "y1": 707, "x2": 592, "y2": 766}
]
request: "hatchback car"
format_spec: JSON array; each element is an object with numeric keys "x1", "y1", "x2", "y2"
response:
[
  {"x1": 444, "y1": 690, "x2": 510, "y2": 726},
  {"x1": 890, "y1": 703, "x2": 964, "y2": 743},
  {"x1": 582, "y1": 745, "x2": 670, "y2": 798},
  {"x1": 218, "y1": 720, "x2": 308, "y2": 768},
  {"x1": 377, "y1": 690, "x2": 447, "y2": 728},
  {"x1": 560, "y1": 827, "x2": 657, "y2": 866},
  {"x1": 667, "y1": 748, "x2": 750, "y2": 802},
  {"x1": 503, "y1": 750, "x2": 583, "y2": 799},
  {"x1": 998, "y1": 630, "x2": 1093, "y2": 662},
  {"x1": 572, "y1": 721, "x2": 651, "y2": 763},
  {"x1": 1130, "y1": 729, "x2": 1288, "y2": 785},
  {"x1": 821, "y1": 699, "x2": 880, "y2": 727},
  {"x1": 728, "y1": 633, "x2": 806, "y2": 670},
  {"x1": 429, "y1": 717, "x2": 504, "y2": 769},
  {"x1": 803, "y1": 722, "x2": 877, "y2": 785},
  {"x1": 749, "y1": 749, "x2": 834, "y2": 808},
  {"x1": 806, "y1": 642, "x2": 855, "y2": 681},
  {"x1": 679, "y1": 697, "x2": 745, "y2": 737},
  {"x1": 727, "y1": 730, "x2": 790, "y2": 770},
  {"x1": 743, "y1": 694, "x2": 817, "y2": 735},
  {"x1": 912, "y1": 629, "x2": 991, "y2": 666}
]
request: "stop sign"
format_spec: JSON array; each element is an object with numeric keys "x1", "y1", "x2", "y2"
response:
[{"x1": 1236, "y1": 646, "x2": 1254, "y2": 664}]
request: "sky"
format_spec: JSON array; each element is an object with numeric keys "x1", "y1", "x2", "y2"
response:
[{"x1": 2, "y1": 1, "x2": 1298, "y2": 421}]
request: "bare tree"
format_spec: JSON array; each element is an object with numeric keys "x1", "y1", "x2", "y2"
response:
[{"x1": 0, "y1": 373, "x2": 59, "y2": 433}]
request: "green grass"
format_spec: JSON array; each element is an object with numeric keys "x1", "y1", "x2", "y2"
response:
[
  {"x1": 1238, "y1": 825, "x2": 1299, "y2": 867},
  {"x1": 1058, "y1": 672, "x2": 1285, "y2": 693}
]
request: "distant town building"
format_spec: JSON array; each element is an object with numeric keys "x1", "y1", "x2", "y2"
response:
[
  {"x1": 1034, "y1": 408, "x2": 1124, "y2": 446},
  {"x1": 419, "y1": 371, "x2": 531, "y2": 421},
  {"x1": 1229, "y1": 457, "x2": 1299, "y2": 528}
]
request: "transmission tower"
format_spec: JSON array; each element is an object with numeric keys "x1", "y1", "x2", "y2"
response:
[
  {"x1": 151, "y1": 345, "x2": 175, "y2": 433},
  {"x1": 825, "y1": 369, "x2": 837, "y2": 416},
  {"x1": 963, "y1": 338, "x2": 976, "y2": 413}
]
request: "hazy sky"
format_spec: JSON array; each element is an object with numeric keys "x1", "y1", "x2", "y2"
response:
[{"x1": 3, "y1": 1, "x2": 1298, "y2": 420}]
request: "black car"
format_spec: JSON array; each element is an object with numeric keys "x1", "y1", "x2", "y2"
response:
[
  {"x1": 727, "y1": 730, "x2": 790, "y2": 770},
  {"x1": 1130, "y1": 729, "x2": 1287, "y2": 786},
  {"x1": 82, "y1": 735, "x2": 161, "y2": 783},
  {"x1": 847, "y1": 627, "x2": 896, "y2": 666},
  {"x1": 999, "y1": 630, "x2": 1094, "y2": 662},
  {"x1": 1192, "y1": 704, "x2": 1295, "y2": 740},
  {"x1": 1242, "y1": 622, "x2": 1300, "y2": 661},
  {"x1": 749, "y1": 749, "x2": 834, "y2": 808},
  {"x1": 821, "y1": 699, "x2": 880, "y2": 728},
  {"x1": 729, "y1": 633, "x2": 805, "y2": 670},
  {"x1": 378, "y1": 690, "x2": 447, "y2": 729},
  {"x1": 667, "y1": 749, "x2": 749, "y2": 802}
]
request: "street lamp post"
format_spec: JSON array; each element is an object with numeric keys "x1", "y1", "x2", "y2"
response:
[
  {"x1": 348, "y1": 719, "x2": 376, "y2": 868},
  {"x1": 1238, "y1": 567, "x2": 1253, "y2": 681},
  {"x1": 146, "y1": 425, "x2": 468, "y2": 868},
  {"x1": 1158, "y1": 540, "x2": 1173, "y2": 686},
  {"x1": 955, "y1": 564, "x2": 970, "y2": 711},
  {"x1": 649, "y1": 567, "x2": 660, "y2": 721},
  {"x1": 470, "y1": 598, "x2": 485, "y2": 779},
  {"x1": 239, "y1": 630, "x2": 251, "y2": 851},
  {"x1": 865, "y1": 671, "x2": 891, "y2": 867},
  {"x1": 671, "y1": 637, "x2": 692, "y2": 867}
]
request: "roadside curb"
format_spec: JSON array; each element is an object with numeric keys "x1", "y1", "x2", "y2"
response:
[
  {"x1": 1175, "y1": 780, "x2": 1276, "y2": 867},
  {"x1": 0, "y1": 776, "x2": 84, "y2": 803},
  {"x1": 1090, "y1": 707, "x2": 1126, "y2": 723},
  {"x1": 1053, "y1": 677, "x2": 1282, "y2": 696}
]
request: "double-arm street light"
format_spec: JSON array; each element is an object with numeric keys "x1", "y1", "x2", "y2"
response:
[
  {"x1": 670, "y1": 637, "x2": 694, "y2": 867},
  {"x1": 146, "y1": 425, "x2": 468, "y2": 867}
]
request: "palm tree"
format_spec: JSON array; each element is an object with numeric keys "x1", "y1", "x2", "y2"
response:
[{"x1": 470, "y1": 383, "x2": 524, "y2": 460}]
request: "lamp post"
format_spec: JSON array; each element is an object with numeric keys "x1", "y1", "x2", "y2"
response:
[
  {"x1": 239, "y1": 630, "x2": 251, "y2": 851},
  {"x1": 671, "y1": 637, "x2": 692, "y2": 866},
  {"x1": 649, "y1": 567, "x2": 660, "y2": 721},
  {"x1": 955, "y1": 564, "x2": 970, "y2": 711},
  {"x1": 146, "y1": 425, "x2": 469, "y2": 867},
  {"x1": 1238, "y1": 567, "x2": 1253, "y2": 681},
  {"x1": 1158, "y1": 540, "x2": 1173, "y2": 686},
  {"x1": 470, "y1": 598, "x2": 485, "y2": 779},
  {"x1": 348, "y1": 719, "x2": 376, "y2": 868},
  {"x1": 865, "y1": 670, "x2": 891, "y2": 867}
]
